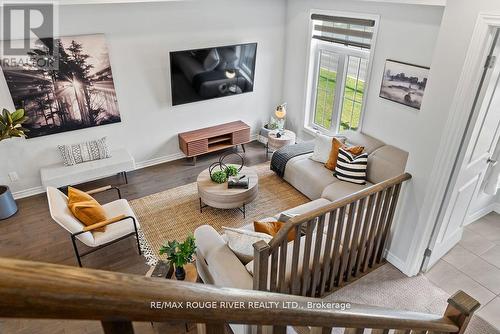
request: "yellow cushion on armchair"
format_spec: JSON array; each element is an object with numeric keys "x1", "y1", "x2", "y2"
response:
[{"x1": 67, "y1": 186, "x2": 107, "y2": 232}]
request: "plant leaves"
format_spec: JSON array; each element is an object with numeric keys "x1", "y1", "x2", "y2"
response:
[{"x1": 11, "y1": 109, "x2": 24, "y2": 122}]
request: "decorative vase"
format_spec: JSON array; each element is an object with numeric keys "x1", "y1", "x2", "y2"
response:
[
  {"x1": 175, "y1": 266, "x2": 186, "y2": 280},
  {"x1": 0, "y1": 185, "x2": 17, "y2": 220}
]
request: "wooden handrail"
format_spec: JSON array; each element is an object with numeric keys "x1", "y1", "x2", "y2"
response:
[
  {"x1": 269, "y1": 172, "x2": 412, "y2": 248},
  {"x1": 0, "y1": 257, "x2": 466, "y2": 333}
]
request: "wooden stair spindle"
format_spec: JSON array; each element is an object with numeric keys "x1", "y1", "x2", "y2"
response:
[
  {"x1": 101, "y1": 320, "x2": 134, "y2": 334},
  {"x1": 253, "y1": 240, "x2": 271, "y2": 291},
  {"x1": 205, "y1": 323, "x2": 226, "y2": 334}
]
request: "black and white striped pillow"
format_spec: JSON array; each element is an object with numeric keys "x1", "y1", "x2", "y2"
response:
[
  {"x1": 58, "y1": 137, "x2": 111, "y2": 166},
  {"x1": 334, "y1": 147, "x2": 368, "y2": 184}
]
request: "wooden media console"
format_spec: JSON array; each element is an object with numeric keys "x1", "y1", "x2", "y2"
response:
[{"x1": 178, "y1": 121, "x2": 251, "y2": 164}]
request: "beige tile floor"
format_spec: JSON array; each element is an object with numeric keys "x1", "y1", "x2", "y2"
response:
[{"x1": 425, "y1": 212, "x2": 500, "y2": 331}]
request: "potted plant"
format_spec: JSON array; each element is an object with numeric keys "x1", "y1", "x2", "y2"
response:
[
  {"x1": 0, "y1": 108, "x2": 28, "y2": 220},
  {"x1": 159, "y1": 235, "x2": 196, "y2": 280}
]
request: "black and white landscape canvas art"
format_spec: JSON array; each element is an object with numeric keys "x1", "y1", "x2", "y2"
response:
[
  {"x1": 2, "y1": 34, "x2": 120, "y2": 138},
  {"x1": 379, "y1": 60, "x2": 429, "y2": 110}
]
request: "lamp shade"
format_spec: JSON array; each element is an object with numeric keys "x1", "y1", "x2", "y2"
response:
[{"x1": 275, "y1": 105, "x2": 286, "y2": 119}]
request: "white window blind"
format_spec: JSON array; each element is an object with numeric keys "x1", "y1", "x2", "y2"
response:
[{"x1": 311, "y1": 14, "x2": 375, "y2": 50}]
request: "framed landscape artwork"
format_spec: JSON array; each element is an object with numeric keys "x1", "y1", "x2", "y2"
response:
[
  {"x1": 379, "y1": 59, "x2": 430, "y2": 110},
  {"x1": 1, "y1": 34, "x2": 120, "y2": 138}
]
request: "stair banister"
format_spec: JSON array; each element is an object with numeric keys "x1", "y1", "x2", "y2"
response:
[{"x1": 0, "y1": 257, "x2": 479, "y2": 334}]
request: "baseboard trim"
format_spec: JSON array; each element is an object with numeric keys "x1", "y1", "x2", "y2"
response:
[
  {"x1": 493, "y1": 202, "x2": 500, "y2": 214},
  {"x1": 385, "y1": 250, "x2": 414, "y2": 277},
  {"x1": 466, "y1": 202, "x2": 499, "y2": 225},
  {"x1": 134, "y1": 152, "x2": 186, "y2": 170},
  {"x1": 12, "y1": 186, "x2": 45, "y2": 200},
  {"x1": 13, "y1": 135, "x2": 261, "y2": 199}
]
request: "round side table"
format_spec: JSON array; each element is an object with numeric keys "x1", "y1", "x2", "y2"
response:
[{"x1": 266, "y1": 130, "x2": 296, "y2": 158}]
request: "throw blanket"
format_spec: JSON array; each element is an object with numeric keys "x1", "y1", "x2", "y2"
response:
[{"x1": 270, "y1": 141, "x2": 315, "y2": 177}]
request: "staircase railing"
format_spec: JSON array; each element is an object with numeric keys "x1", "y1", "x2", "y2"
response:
[
  {"x1": 253, "y1": 173, "x2": 412, "y2": 297},
  {"x1": 0, "y1": 257, "x2": 479, "y2": 334}
]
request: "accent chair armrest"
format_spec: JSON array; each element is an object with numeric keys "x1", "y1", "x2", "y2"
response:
[
  {"x1": 85, "y1": 185, "x2": 122, "y2": 199},
  {"x1": 75, "y1": 214, "x2": 133, "y2": 234}
]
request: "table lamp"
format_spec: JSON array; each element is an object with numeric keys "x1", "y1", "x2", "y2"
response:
[{"x1": 275, "y1": 103, "x2": 287, "y2": 134}]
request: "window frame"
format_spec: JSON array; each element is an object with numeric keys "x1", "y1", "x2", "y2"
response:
[{"x1": 304, "y1": 10, "x2": 380, "y2": 136}]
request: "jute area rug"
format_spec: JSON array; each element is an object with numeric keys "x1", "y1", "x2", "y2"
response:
[{"x1": 130, "y1": 163, "x2": 308, "y2": 264}]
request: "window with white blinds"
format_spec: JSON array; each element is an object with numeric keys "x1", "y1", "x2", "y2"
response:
[{"x1": 306, "y1": 12, "x2": 378, "y2": 133}]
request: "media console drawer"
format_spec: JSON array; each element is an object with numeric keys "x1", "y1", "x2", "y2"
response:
[
  {"x1": 187, "y1": 139, "x2": 208, "y2": 157},
  {"x1": 232, "y1": 128, "x2": 251, "y2": 145},
  {"x1": 178, "y1": 121, "x2": 251, "y2": 164}
]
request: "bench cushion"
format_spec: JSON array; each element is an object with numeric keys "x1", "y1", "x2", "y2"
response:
[{"x1": 41, "y1": 149, "x2": 135, "y2": 188}]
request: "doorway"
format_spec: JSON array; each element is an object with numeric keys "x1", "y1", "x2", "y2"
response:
[
  {"x1": 422, "y1": 28, "x2": 500, "y2": 269},
  {"x1": 421, "y1": 28, "x2": 500, "y2": 330}
]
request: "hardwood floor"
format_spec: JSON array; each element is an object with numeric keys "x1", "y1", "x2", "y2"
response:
[{"x1": 0, "y1": 141, "x2": 268, "y2": 333}]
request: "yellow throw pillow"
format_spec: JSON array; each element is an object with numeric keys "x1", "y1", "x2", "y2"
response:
[
  {"x1": 254, "y1": 221, "x2": 296, "y2": 242},
  {"x1": 325, "y1": 137, "x2": 364, "y2": 171},
  {"x1": 67, "y1": 187, "x2": 107, "y2": 232}
]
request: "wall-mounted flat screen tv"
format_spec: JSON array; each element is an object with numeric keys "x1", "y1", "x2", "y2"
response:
[{"x1": 170, "y1": 43, "x2": 257, "y2": 106}]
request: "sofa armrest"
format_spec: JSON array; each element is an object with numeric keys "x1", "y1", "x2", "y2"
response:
[{"x1": 194, "y1": 225, "x2": 253, "y2": 290}]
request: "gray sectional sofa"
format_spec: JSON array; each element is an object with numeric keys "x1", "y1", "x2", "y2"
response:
[
  {"x1": 283, "y1": 130, "x2": 408, "y2": 201},
  {"x1": 194, "y1": 130, "x2": 408, "y2": 291}
]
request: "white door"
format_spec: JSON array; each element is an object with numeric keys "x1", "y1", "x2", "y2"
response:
[{"x1": 424, "y1": 35, "x2": 500, "y2": 269}]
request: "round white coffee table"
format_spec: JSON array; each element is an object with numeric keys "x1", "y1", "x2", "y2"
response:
[
  {"x1": 267, "y1": 129, "x2": 296, "y2": 157},
  {"x1": 197, "y1": 166, "x2": 258, "y2": 218}
]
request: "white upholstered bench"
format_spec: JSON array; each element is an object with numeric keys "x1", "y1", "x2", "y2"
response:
[{"x1": 40, "y1": 148, "x2": 136, "y2": 188}]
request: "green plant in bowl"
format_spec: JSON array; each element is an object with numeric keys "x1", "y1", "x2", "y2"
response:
[
  {"x1": 225, "y1": 165, "x2": 239, "y2": 177},
  {"x1": 211, "y1": 170, "x2": 227, "y2": 183}
]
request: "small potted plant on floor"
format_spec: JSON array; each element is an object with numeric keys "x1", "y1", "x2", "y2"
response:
[
  {"x1": 159, "y1": 235, "x2": 196, "y2": 280},
  {"x1": 0, "y1": 108, "x2": 28, "y2": 220}
]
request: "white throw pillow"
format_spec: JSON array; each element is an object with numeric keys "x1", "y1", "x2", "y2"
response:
[
  {"x1": 223, "y1": 226, "x2": 273, "y2": 264},
  {"x1": 310, "y1": 133, "x2": 345, "y2": 164}
]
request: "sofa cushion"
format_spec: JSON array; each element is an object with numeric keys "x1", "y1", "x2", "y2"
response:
[
  {"x1": 277, "y1": 198, "x2": 332, "y2": 218},
  {"x1": 367, "y1": 145, "x2": 409, "y2": 184},
  {"x1": 343, "y1": 130, "x2": 385, "y2": 154},
  {"x1": 194, "y1": 225, "x2": 253, "y2": 289},
  {"x1": 334, "y1": 149, "x2": 368, "y2": 185},
  {"x1": 325, "y1": 137, "x2": 364, "y2": 171},
  {"x1": 311, "y1": 133, "x2": 345, "y2": 164},
  {"x1": 283, "y1": 153, "x2": 339, "y2": 200},
  {"x1": 321, "y1": 180, "x2": 374, "y2": 202},
  {"x1": 223, "y1": 227, "x2": 273, "y2": 264},
  {"x1": 254, "y1": 221, "x2": 296, "y2": 242}
]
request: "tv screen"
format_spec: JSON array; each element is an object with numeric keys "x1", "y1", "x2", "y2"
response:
[{"x1": 170, "y1": 43, "x2": 257, "y2": 106}]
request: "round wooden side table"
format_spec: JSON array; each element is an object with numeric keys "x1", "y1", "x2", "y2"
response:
[
  {"x1": 266, "y1": 129, "x2": 296, "y2": 158},
  {"x1": 197, "y1": 166, "x2": 258, "y2": 218}
]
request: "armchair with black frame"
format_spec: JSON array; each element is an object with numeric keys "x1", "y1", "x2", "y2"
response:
[{"x1": 46, "y1": 185, "x2": 141, "y2": 267}]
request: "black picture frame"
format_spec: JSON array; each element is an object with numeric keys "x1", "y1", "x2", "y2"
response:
[{"x1": 379, "y1": 59, "x2": 430, "y2": 110}]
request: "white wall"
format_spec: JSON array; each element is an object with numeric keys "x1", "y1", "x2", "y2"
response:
[
  {"x1": 282, "y1": 0, "x2": 443, "y2": 149},
  {"x1": 282, "y1": 0, "x2": 443, "y2": 273},
  {"x1": 0, "y1": 0, "x2": 286, "y2": 196},
  {"x1": 391, "y1": 0, "x2": 500, "y2": 274}
]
